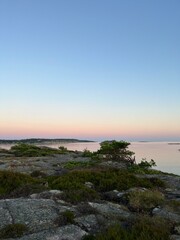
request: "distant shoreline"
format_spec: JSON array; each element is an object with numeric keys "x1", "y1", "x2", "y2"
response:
[
  {"x1": 0, "y1": 138, "x2": 95, "y2": 144},
  {"x1": 168, "y1": 143, "x2": 180, "y2": 145}
]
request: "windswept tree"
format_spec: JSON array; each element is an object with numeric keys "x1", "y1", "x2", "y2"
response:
[{"x1": 98, "y1": 140, "x2": 135, "y2": 164}]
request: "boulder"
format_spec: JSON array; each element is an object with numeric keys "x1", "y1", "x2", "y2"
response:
[
  {"x1": 75, "y1": 214, "x2": 99, "y2": 233},
  {"x1": 30, "y1": 190, "x2": 63, "y2": 200},
  {"x1": 103, "y1": 190, "x2": 125, "y2": 202},
  {"x1": 88, "y1": 201, "x2": 132, "y2": 220},
  {"x1": 8, "y1": 225, "x2": 87, "y2": 240},
  {"x1": 0, "y1": 199, "x2": 76, "y2": 234}
]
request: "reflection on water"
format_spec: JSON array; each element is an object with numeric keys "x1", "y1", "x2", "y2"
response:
[
  {"x1": 0, "y1": 142, "x2": 179, "y2": 175},
  {"x1": 129, "y1": 142, "x2": 180, "y2": 175}
]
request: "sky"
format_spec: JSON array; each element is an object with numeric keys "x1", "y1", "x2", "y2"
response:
[{"x1": 0, "y1": 0, "x2": 180, "y2": 141}]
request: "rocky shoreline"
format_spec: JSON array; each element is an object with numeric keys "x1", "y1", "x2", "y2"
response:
[{"x1": 0, "y1": 144, "x2": 179, "y2": 240}]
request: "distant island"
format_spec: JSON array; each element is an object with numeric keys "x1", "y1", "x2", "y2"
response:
[
  {"x1": 168, "y1": 143, "x2": 180, "y2": 145},
  {"x1": 0, "y1": 138, "x2": 94, "y2": 144}
]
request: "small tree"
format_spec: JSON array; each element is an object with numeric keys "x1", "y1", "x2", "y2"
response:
[
  {"x1": 98, "y1": 140, "x2": 135, "y2": 164},
  {"x1": 138, "y1": 158, "x2": 156, "y2": 169}
]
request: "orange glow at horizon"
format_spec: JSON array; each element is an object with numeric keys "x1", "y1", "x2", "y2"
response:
[{"x1": 1, "y1": 118, "x2": 180, "y2": 139}]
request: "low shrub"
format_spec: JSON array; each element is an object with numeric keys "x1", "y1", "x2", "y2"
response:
[
  {"x1": 54, "y1": 210, "x2": 75, "y2": 226},
  {"x1": 166, "y1": 200, "x2": 180, "y2": 213},
  {"x1": 48, "y1": 169, "x2": 164, "y2": 195},
  {"x1": 10, "y1": 144, "x2": 64, "y2": 157},
  {"x1": 76, "y1": 203, "x2": 98, "y2": 215},
  {"x1": 30, "y1": 170, "x2": 47, "y2": 178},
  {"x1": 63, "y1": 161, "x2": 95, "y2": 169},
  {"x1": 58, "y1": 146, "x2": 68, "y2": 153},
  {"x1": 128, "y1": 159, "x2": 159, "y2": 174},
  {"x1": 138, "y1": 159, "x2": 156, "y2": 168},
  {"x1": 131, "y1": 215, "x2": 171, "y2": 240},
  {"x1": 0, "y1": 224, "x2": 28, "y2": 238},
  {"x1": 82, "y1": 149, "x2": 94, "y2": 157},
  {"x1": 127, "y1": 189, "x2": 164, "y2": 212},
  {"x1": 61, "y1": 187, "x2": 99, "y2": 204},
  {"x1": 96, "y1": 224, "x2": 128, "y2": 240},
  {"x1": 82, "y1": 235, "x2": 96, "y2": 240},
  {"x1": 47, "y1": 168, "x2": 164, "y2": 203},
  {"x1": 6, "y1": 183, "x2": 48, "y2": 198},
  {"x1": 95, "y1": 216, "x2": 171, "y2": 240},
  {"x1": 149, "y1": 177, "x2": 166, "y2": 188},
  {"x1": 0, "y1": 170, "x2": 36, "y2": 195},
  {"x1": 46, "y1": 169, "x2": 165, "y2": 202}
]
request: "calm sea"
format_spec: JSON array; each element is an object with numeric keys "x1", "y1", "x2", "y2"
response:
[{"x1": 1, "y1": 142, "x2": 180, "y2": 175}]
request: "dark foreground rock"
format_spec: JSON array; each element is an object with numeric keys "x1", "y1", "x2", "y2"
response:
[
  {"x1": 0, "y1": 198, "x2": 86, "y2": 239},
  {"x1": 10, "y1": 225, "x2": 87, "y2": 240}
]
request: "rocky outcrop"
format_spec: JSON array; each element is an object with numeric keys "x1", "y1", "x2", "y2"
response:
[
  {"x1": 0, "y1": 154, "x2": 179, "y2": 239},
  {"x1": 0, "y1": 153, "x2": 92, "y2": 176},
  {"x1": 88, "y1": 201, "x2": 132, "y2": 220},
  {"x1": 152, "y1": 207, "x2": 180, "y2": 223},
  {"x1": 14, "y1": 225, "x2": 87, "y2": 240},
  {"x1": 0, "y1": 197, "x2": 133, "y2": 239}
]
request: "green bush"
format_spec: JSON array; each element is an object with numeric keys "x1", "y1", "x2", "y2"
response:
[
  {"x1": 82, "y1": 149, "x2": 94, "y2": 157},
  {"x1": 165, "y1": 200, "x2": 180, "y2": 213},
  {"x1": 7, "y1": 183, "x2": 48, "y2": 198},
  {"x1": 97, "y1": 140, "x2": 135, "y2": 163},
  {"x1": 127, "y1": 189, "x2": 164, "y2": 212},
  {"x1": 96, "y1": 224, "x2": 128, "y2": 240},
  {"x1": 63, "y1": 161, "x2": 95, "y2": 169},
  {"x1": 47, "y1": 169, "x2": 164, "y2": 203},
  {"x1": 54, "y1": 210, "x2": 75, "y2": 226},
  {"x1": 58, "y1": 146, "x2": 68, "y2": 153},
  {"x1": 30, "y1": 170, "x2": 47, "y2": 178},
  {"x1": 138, "y1": 159, "x2": 156, "y2": 168},
  {"x1": 49, "y1": 169, "x2": 164, "y2": 192},
  {"x1": 0, "y1": 224, "x2": 28, "y2": 238},
  {"x1": 0, "y1": 170, "x2": 36, "y2": 195},
  {"x1": 95, "y1": 216, "x2": 171, "y2": 240},
  {"x1": 61, "y1": 187, "x2": 99, "y2": 204},
  {"x1": 10, "y1": 144, "x2": 64, "y2": 157},
  {"x1": 131, "y1": 215, "x2": 171, "y2": 240},
  {"x1": 128, "y1": 159, "x2": 158, "y2": 174},
  {"x1": 82, "y1": 235, "x2": 96, "y2": 240}
]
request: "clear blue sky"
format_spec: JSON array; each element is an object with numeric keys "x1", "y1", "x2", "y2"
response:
[{"x1": 0, "y1": 0, "x2": 180, "y2": 141}]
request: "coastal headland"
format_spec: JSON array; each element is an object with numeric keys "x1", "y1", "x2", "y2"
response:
[{"x1": 0, "y1": 140, "x2": 179, "y2": 240}]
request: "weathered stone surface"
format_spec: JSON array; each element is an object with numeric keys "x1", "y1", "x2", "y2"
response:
[
  {"x1": 103, "y1": 190, "x2": 125, "y2": 202},
  {"x1": 0, "y1": 153, "x2": 92, "y2": 176},
  {"x1": 85, "y1": 182, "x2": 94, "y2": 189},
  {"x1": 0, "y1": 201, "x2": 13, "y2": 229},
  {"x1": 170, "y1": 235, "x2": 180, "y2": 240},
  {"x1": 5, "y1": 199, "x2": 60, "y2": 233},
  {"x1": 30, "y1": 190, "x2": 63, "y2": 200},
  {"x1": 139, "y1": 174, "x2": 180, "y2": 190},
  {"x1": 8, "y1": 225, "x2": 87, "y2": 240},
  {"x1": 46, "y1": 225, "x2": 87, "y2": 240},
  {"x1": 152, "y1": 207, "x2": 180, "y2": 223},
  {"x1": 75, "y1": 214, "x2": 99, "y2": 233},
  {"x1": 99, "y1": 160, "x2": 128, "y2": 169},
  {"x1": 165, "y1": 189, "x2": 180, "y2": 200},
  {"x1": 88, "y1": 201, "x2": 132, "y2": 219}
]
